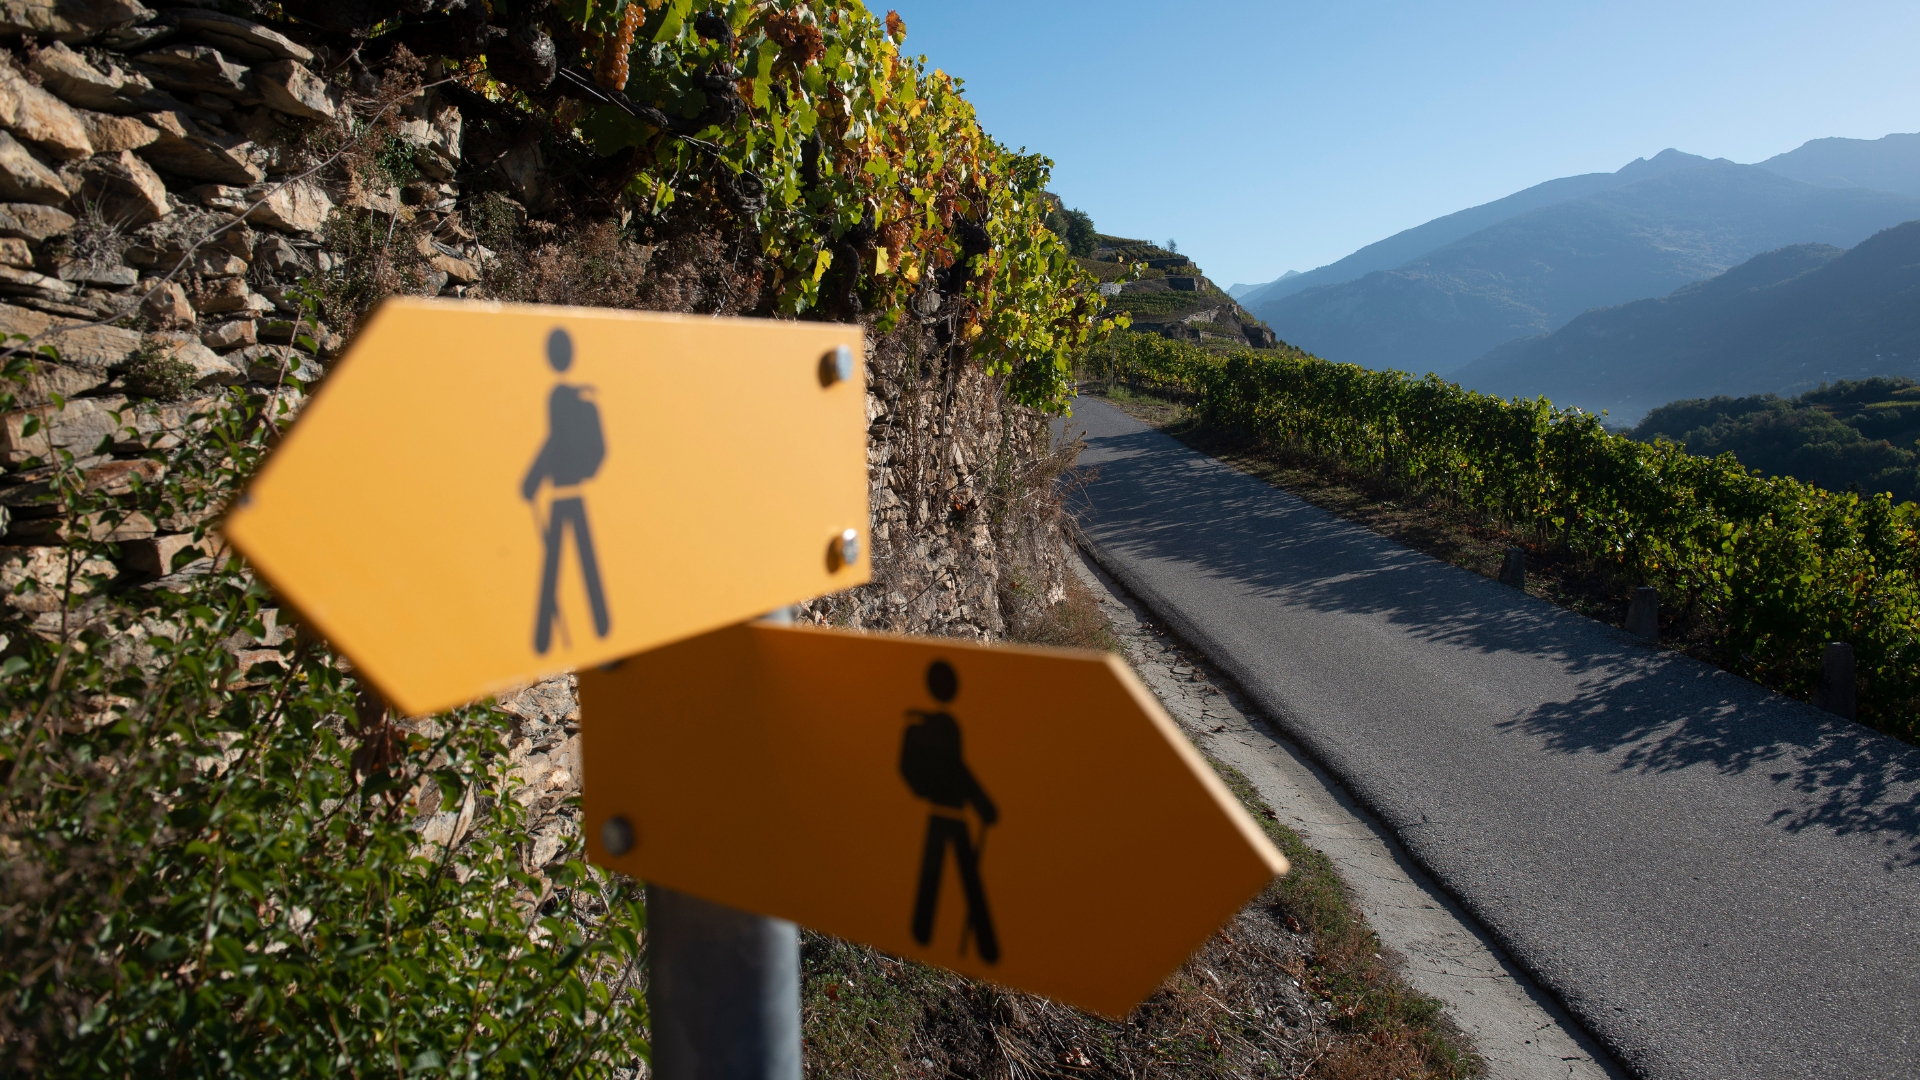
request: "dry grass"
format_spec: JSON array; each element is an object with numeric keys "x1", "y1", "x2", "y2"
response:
[
  {"x1": 475, "y1": 201, "x2": 766, "y2": 317},
  {"x1": 1002, "y1": 566, "x2": 1122, "y2": 653},
  {"x1": 799, "y1": 751, "x2": 1478, "y2": 1080},
  {"x1": 801, "y1": 544, "x2": 1480, "y2": 1080}
]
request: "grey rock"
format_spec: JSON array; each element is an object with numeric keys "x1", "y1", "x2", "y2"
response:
[
  {"x1": 133, "y1": 44, "x2": 251, "y2": 99},
  {"x1": 0, "y1": 131, "x2": 68, "y2": 205},
  {"x1": 10, "y1": 359, "x2": 105, "y2": 408},
  {"x1": 136, "y1": 107, "x2": 263, "y2": 185},
  {"x1": 54, "y1": 261, "x2": 136, "y2": 286},
  {"x1": 182, "y1": 181, "x2": 247, "y2": 213},
  {"x1": 71, "y1": 148, "x2": 170, "y2": 226},
  {"x1": 192, "y1": 275, "x2": 271, "y2": 315},
  {"x1": 0, "y1": 236, "x2": 26, "y2": 266},
  {"x1": 137, "y1": 278, "x2": 190, "y2": 327},
  {"x1": 499, "y1": 675, "x2": 580, "y2": 728},
  {"x1": 200, "y1": 318, "x2": 254, "y2": 349},
  {"x1": 192, "y1": 249, "x2": 246, "y2": 276},
  {"x1": 495, "y1": 138, "x2": 546, "y2": 207},
  {"x1": 251, "y1": 233, "x2": 303, "y2": 273},
  {"x1": 242, "y1": 176, "x2": 331, "y2": 233},
  {"x1": 76, "y1": 109, "x2": 158, "y2": 151},
  {"x1": 26, "y1": 40, "x2": 150, "y2": 113},
  {"x1": 429, "y1": 252, "x2": 477, "y2": 284},
  {"x1": 0, "y1": 391, "x2": 125, "y2": 462},
  {"x1": 147, "y1": 329, "x2": 243, "y2": 387},
  {"x1": 8, "y1": 292, "x2": 109, "y2": 319},
  {"x1": 0, "y1": 0, "x2": 154, "y2": 43},
  {"x1": 0, "y1": 202, "x2": 74, "y2": 240},
  {"x1": 118, "y1": 531, "x2": 205, "y2": 577},
  {"x1": 0, "y1": 264, "x2": 72, "y2": 300},
  {"x1": 168, "y1": 10, "x2": 313, "y2": 64},
  {"x1": 397, "y1": 115, "x2": 459, "y2": 179},
  {"x1": 343, "y1": 181, "x2": 398, "y2": 217},
  {"x1": 98, "y1": 21, "x2": 169, "y2": 50},
  {"x1": 254, "y1": 59, "x2": 334, "y2": 121},
  {"x1": 0, "y1": 301, "x2": 139, "y2": 367}
]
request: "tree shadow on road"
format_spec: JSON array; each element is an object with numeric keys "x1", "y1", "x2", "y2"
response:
[
  {"x1": 1063, "y1": 426, "x2": 1638, "y2": 674},
  {"x1": 1504, "y1": 664, "x2": 1920, "y2": 866},
  {"x1": 1067, "y1": 419, "x2": 1920, "y2": 867}
]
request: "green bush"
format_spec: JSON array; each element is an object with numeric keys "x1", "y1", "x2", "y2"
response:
[
  {"x1": 1045, "y1": 207, "x2": 1098, "y2": 257},
  {"x1": 1631, "y1": 378, "x2": 1920, "y2": 503},
  {"x1": 0, "y1": 344, "x2": 648, "y2": 1077},
  {"x1": 566, "y1": 0, "x2": 1108, "y2": 412},
  {"x1": 1087, "y1": 331, "x2": 1920, "y2": 736}
]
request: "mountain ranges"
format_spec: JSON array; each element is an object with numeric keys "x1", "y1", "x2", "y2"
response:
[
  {"x1": 1451, "y1": 221, "x2": 1920, "y2": 422},
  {"x1": 1238, "y1": 135, "x2": 1920, "y2": 388}
]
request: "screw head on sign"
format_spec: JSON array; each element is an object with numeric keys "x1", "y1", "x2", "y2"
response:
[
  {"x1": 819, "y1": 344, "x2": 856, "y2": 387},
  {"x1": 601, "y1": 815, "x2": 634, "y2": 856},
  {"x1": 840, "y1": 528, "x2": 861, "y2": 568}
]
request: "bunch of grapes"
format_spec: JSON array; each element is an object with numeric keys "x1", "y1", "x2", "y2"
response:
[{"x1": 594, "y1": 1, "x2": 647, "y2": 91}]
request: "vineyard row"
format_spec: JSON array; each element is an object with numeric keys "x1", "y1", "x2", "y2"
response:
[{"x1": 1083, "y1": 332, "x2": 1920, "y2": 738}]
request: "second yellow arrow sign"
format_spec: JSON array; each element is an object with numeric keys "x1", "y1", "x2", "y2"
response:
[{"x1": 580, "y1": 623, "x2": 1287, "y2": 1018}]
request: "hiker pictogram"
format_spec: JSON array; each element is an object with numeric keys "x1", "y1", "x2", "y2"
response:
[
  {"x1": 900, "y1": 659, "x2": 1000, "y2": 964},
  {"x1": 522, "y1": 327, "x2": 610, "y2": 654}
]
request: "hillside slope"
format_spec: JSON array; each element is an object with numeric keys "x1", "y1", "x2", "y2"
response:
[
  {"x1": 1236, "y1": 150, "x2": 1721, "y2": 310},
  {"x1": 1628, "y1": 378, "x2": 1920, "y2": 503},
  {"x1": 1249, "y1": 163, "x2": 1920, "y2": 375},
  {"x1": 1452, "y1": 221, "x2": 1920, "y2": 421},
  {"x1": 1758, "y1": 132, "x2": 1920, "y2": 197},
  {"x1": 1084, "y1": 235, "x2": 1281, "y2": 351}
]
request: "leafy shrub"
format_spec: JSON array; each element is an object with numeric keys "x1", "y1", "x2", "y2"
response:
[
  {"x1": 120, "y1": 338, "x2": 196, "y2": 402},
  {"x1": 1044, "y1": 207, "x2": 1097, "y2": 257},
  {"x1": 557, "y1": 0, "x2": 1108, "y2": 411},
  {"x1": 1089, "y1": 331, "x2": 1920, "y2": 736},
  {"x1": 0, "y1": 352, "x2": 648, "y2": 1077},
  {"x1": 1631, "y1": 378, "x2": 1920, "y2": 503}
]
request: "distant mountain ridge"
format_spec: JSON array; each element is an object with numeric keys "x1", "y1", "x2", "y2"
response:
[
  {"x1": 1245, "y1": 159, "x2": 1920, "y2": 375},
  {"x1": 1448, "y1": 220, "x2": 1920, "y2": 422},
  {"x1": 1234, "y1": 132, "x2": 1920, "y2": 317},
  {"x1": 1757, "y1": 133, "x2": 1920, "y2": 198},
  {"x1": 1229, "y1": 271, "x2": 1292, "y2": 299},
  {"x1": 1236, "y1": 149, "x2": 1722, "y2": 310}
]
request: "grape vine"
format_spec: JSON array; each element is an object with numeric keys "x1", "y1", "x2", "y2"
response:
[{"x1": 1088, "y1": 332, "x2": 1920, "y2": 736}]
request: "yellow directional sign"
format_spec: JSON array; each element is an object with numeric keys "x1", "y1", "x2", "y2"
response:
[
  {"x1": 223, "y1": 299, "x2": 869, "y2": 716},
  {"x1": 579, "y1": 622, "x2": 1287, "y2": 1017}
]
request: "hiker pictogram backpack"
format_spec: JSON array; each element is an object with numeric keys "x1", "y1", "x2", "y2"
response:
[{"x1": 537, "y1": 384, "x2": 605, "y2": 488}]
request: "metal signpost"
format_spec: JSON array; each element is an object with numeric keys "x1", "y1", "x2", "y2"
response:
[{"x1": 223, "y1": 298, "x2": 1287, "y2": 1076}]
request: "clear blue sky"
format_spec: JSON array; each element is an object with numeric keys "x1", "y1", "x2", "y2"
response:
[{"x1": 884, "y1": 0, "x2": 1920, "y2": 289}]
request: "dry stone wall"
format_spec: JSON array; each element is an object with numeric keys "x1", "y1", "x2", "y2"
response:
[{"x1": 0, "y1": 2, "x2": 1078, "y2": 872}]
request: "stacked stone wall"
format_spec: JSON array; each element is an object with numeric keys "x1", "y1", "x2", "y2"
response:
[{"x1": 0, "y1": 1, "x2": 1076, "y2": 864}]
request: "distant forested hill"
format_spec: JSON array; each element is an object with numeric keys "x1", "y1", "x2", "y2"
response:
[
  {"x1": 1631, "y1": 378, "x2": 1920, "y2": 503},
  {"x1": 1247, "y1": 163, "x2": 1920, "y2": 376},
  {"x1": 1452, "y1": 221, "x2": 1920, "y2": 422}
]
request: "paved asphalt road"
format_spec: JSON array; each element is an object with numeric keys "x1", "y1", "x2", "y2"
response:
[{"x1": 1061, "y1": 398, "x2": 1920, "y2": 1079}]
